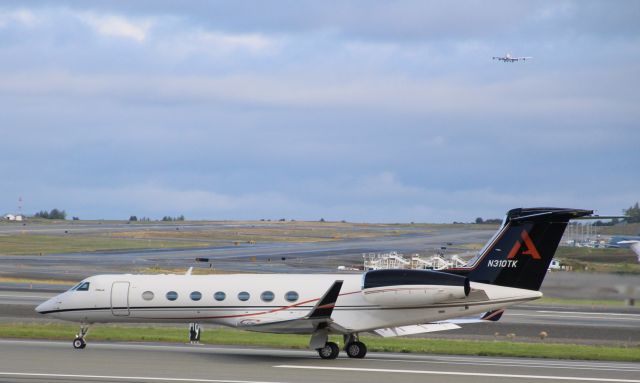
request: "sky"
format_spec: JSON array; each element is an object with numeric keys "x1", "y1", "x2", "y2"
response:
[{"x1": 0, "y1": 1, "x2": 638, "y2": 222}]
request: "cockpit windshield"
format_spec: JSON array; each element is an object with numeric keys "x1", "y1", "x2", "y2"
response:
[
  {"x1": 76, "y1": 282, "x2": 90, "y2": 291},
  {"x1": 68, "y1": 282, "x2": 90, "y2": 292}
]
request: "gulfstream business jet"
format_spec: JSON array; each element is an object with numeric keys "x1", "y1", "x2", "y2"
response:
[{"x1": 36, "y1": 207, "x2": 592, "y2": 359}]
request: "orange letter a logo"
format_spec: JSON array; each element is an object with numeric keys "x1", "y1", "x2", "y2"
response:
[{"x1": 507, "y1": 230, "x2": 541, "y2": 260}]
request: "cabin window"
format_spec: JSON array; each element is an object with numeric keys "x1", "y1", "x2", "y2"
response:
[
  {"x1": 285, "y1": 291, "x2": 299, "y2": 302},
  {"x1": 190, "y1": 291, "x2": 202, "y2": 301},
  {"x1": 166, "y1": 291, "x2": 178, "y2": 301},
  {"x1": 260, "y1": 291, "x2": 275, "y2": 302},
  {"x1": 76, "y1": 282, "x2": 90, "y2": 291},
  {"x1": 214, "y1": 291, "x2": 226, "y2": 301},
  {"x1": 142, "y1": 291, "x2": 154, "y2": 301},
  {"x1": 238, "y1": 291, "x2": 250, "y2": 301}
]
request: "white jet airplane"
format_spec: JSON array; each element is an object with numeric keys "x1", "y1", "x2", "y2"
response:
[
  {"x1": 36, "y1": 207, "x2": 592, "y2": 359},
  {"x1": 618, "y1": 240, "x2": 640, "y2": 262},
  {"x1": 493, "y1": 53, "x2": 533, "y2": 62}
]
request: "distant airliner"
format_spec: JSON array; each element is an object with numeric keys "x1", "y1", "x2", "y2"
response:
[
  {"x1": 493, "y1": 53, "x2": 533, "y2": 62},
  {"x1": 36, "y1": 207, "x2": 591, "y2": 359}
]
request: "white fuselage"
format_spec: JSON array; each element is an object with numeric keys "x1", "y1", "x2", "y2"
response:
[{"x1": 37, "y1": 273, "x2": 541, "y2": 334}]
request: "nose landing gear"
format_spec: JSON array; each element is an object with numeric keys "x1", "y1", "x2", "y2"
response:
[{"x1": 73, "y1": 325, "x2": 89, "y2": 349}]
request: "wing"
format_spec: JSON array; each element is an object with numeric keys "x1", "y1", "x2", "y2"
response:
[
  {"x1": 373, "y1": 308, "x2": 505, "y2": 338},
  {"x1": 237, "y1": 280, "x2": 345, "y2": 334},
  {"x1": 374, "y1": 323, "x2": 460, "y2": 337}
]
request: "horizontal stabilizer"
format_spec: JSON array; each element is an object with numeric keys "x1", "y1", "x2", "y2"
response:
[
  {"x1": 374, "y1": 323, "x2": 460, "y2": 338},
  {"x1": 481, "y1": 309, "x2": 505, "y2": 321},
  {"x1": 435, "y1": 309, "x2": 505, "y2": 325}
]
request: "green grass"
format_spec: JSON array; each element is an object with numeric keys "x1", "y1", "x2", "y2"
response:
[
  {"x1": 555, "y1": 246, "x2": 640, "y2": 274},
  {"x1": 1, "y1": 323, "x2": 638, "y2": 362}
]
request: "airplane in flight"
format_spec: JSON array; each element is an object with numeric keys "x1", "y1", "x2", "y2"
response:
[
  {"x1": 493, "y1": 53, "x2": 533, "y2": 62},
  {"x1": 36, "y1": 207, "x2": 592, "y2": 359}
]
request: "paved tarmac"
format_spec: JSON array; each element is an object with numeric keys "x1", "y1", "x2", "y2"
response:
[{"x1": 0, "y1": 339, "x2": 638, "y2": 383}]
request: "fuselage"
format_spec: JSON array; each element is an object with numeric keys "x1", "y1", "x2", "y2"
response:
[{"x1": 36, "y1": 273, "x2": 541, "y2": 334}]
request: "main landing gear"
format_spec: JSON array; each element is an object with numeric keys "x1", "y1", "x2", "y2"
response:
[
  {"x1": 317, "y1": 341, "x2": 340, "y2": 359},
  {"x1": 314, "y1": 333, "x2": 368, "y2": 359},
  {"x1": 343, "y1": 333, "x2": 367, "y2": 359},
  {"x1": 73, "y1": 325, "x2": 89, "y2": 349}
]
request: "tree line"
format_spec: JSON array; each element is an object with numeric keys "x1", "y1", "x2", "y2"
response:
[
  {"x1": 34, "y1": 209, "x2": 66, "y2": 220},
  {"x1": 624, "y1": 202, "x2": 640, "y2": 223}
]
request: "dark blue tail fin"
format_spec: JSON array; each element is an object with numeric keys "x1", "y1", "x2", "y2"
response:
[{"x1": 448, "y1": 207, "x2": 592, "y2": 290}]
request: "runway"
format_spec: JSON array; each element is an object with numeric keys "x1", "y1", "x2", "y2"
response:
[{"x1": 0, "y1": 339, "x2": 638, "y2": 383}]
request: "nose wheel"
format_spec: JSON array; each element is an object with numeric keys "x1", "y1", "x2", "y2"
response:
[
  {"x1": 73, "y1": 337, "x2": 86, "y2": 349},
  {"x1": 73, "y1": 325, "x2": 89, "y2": 349}
]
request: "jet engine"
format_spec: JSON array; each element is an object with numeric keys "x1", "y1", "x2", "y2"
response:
[{"x1": 361, "y1": 269, "x2": 470, "y2": 307}]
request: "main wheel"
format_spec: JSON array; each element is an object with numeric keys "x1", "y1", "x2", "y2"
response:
[
  {"x1": 73, "y1": 337, "x2": 86, "y2": 349},
  {"x1": 317, "y1": 341, "x2": 340, "y2": 359},
  {"x1": 345, "y1": 341, "x2": 367, "y2": 358}
]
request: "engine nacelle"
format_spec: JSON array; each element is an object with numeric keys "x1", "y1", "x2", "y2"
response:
[{"x1": 361, "y1": 269, "x2": 470, "y2": 307}]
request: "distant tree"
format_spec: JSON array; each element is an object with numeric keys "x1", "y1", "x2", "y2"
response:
[
  {"x1": 50, "y1": 209, "x2": 66, "y2": 219},
  {"x1": 161, "y1": 215, "x2": 184, "y2": 222},
  {"x1": 129, "y1": 215, "x2": 138, "y2": 221},
  {"x1": 319, "y1": 218, "x2": 325, "y2": 222},
  {"x1": 475, "y1": 217, "x2": 484, "y2": 224},
  {"x1": 624, "y1": 202, "x2": 640, "y2": 223},
  {"x1": 72, "y1": 216, "x2": 79, "y2": 221},
  {"x1": 34, "y1": 209, "x2": 66, "y2": 220},
  {"x1": 484, "y1": 218, "x2": 502, "y2": 224},
  {"x1": 34, "y1": 210, "x2": 49, "y2": 219}
]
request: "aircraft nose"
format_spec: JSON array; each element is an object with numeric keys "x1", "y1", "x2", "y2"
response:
[{"x1": 35, "y1": 298, "x2": 56, "y2": 314}]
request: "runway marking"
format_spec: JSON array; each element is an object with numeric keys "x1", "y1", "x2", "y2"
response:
[
  {"x1": 274, "y1": 365, "x2": 640, "y2": 382},
  {"x1": 372, "y1": 355, "x2": 640, "y2": 371},
  {"x1": 365, "y1": 356, "x2": 640, "y2": 372},
  {"x1": 0, "y1": 372, "x2": 290, "y2": 383},
  {"x1": 536, "y1": 310, "x2": 640, "y2": 317},
  {"x1": 508, "y1": 313, "x2": 640, "y2": 321}
]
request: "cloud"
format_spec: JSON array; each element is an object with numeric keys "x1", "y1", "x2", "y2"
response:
[
  {"x1": 75, "y1": 12, "x2": 152, "y2": 42},
  {"x1": 0, "y1": 2, "x2": 638, "y2": 222},
  {"x1": 0, "y1": 9, "x2": 38, "y2": 28},
  {"x1": 30, "y1": 183, "x2": 304, "y2": 220}
]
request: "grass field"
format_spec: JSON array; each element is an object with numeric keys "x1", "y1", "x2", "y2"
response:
[
  {"x1": 0, "y1": 234, "x2": 212, "y2": 256},
  {"x1": 1, "y1": 323, "x2": 638, "y2": 362},
  {"x1": 555, "y1": 246, "x2": 640, "y2": 274},
  {"x1": 0, "y1": 220, "x2": 421, "y2": 256}
]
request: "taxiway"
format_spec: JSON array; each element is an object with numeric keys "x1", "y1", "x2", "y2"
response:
[{"x1": 0, "y1": 339, "x2": 638, "y2": 383}]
